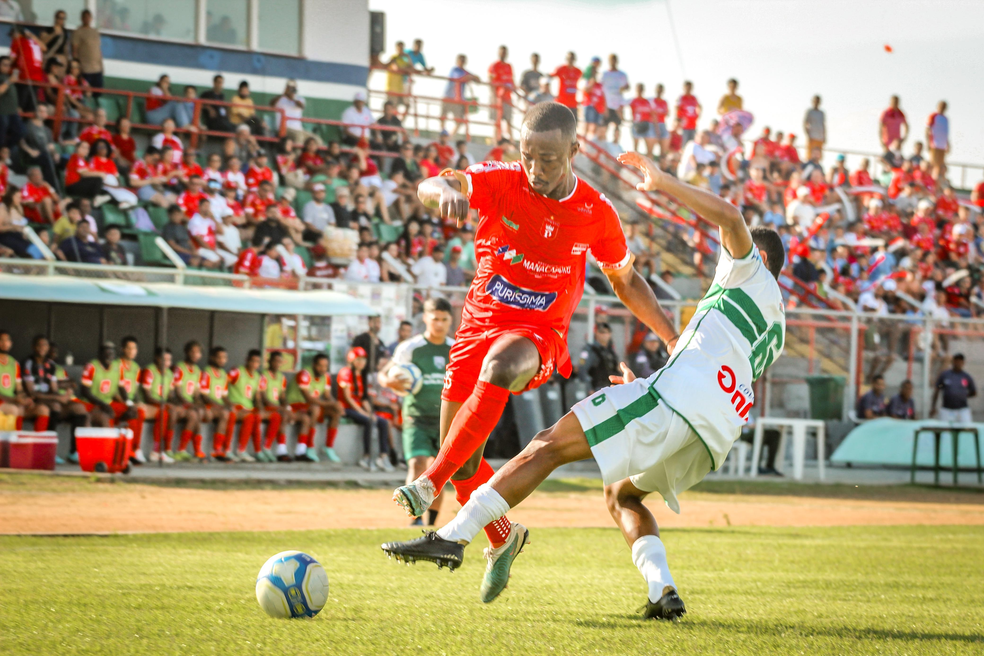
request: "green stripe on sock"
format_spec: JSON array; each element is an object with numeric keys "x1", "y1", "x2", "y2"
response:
[{"x1": 584, "y1": 391, "x2": 662, "y2": 448}]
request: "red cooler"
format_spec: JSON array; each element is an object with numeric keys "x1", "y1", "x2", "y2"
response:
[
  {"x1": 5, "y1": 432, "x2": 59, "y2": 470},
  {"x1": 76, "y1": 428, "x2": 133, "y2": 474}
]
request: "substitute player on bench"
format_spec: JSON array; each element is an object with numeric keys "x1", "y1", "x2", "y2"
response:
[
  {"x1": 383, "y1": 151, "x2": 787, "y2": 619},
  {"x1": 260, "y1": 351, "x2": 299, "y2": 463},
  {"x1": 391, "y1": 102, "x2": 678, "y2": 602},
  {"x1": 379, "y1": 298, "x2": 454, "y2": 526}
]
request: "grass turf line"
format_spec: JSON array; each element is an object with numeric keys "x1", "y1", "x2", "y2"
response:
[{"x1": 2, "y1": 526, "x2": 983, "y2": 655}]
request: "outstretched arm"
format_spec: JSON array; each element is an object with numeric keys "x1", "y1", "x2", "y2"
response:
[
  {"x1": 618, "y1": 151, "x2": 753, "y2": 259},
  {"x1": 417, "y1": 176, "x2": 470, "y2": 226},
  {"x1": 605, "y1": 263, "x2": 679, "y2": 353}
]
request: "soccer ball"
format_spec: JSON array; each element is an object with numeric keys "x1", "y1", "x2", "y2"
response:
[
  {"x1": 255, "y1": 551, "x2": 329, "y2": 619},
  {"x1": 388, "y1": 363, "x2": 424, "y2": 397}
]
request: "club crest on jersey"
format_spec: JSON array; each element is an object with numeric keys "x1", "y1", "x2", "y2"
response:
[
  {"x1": 542, "y1": 216, "x2": 559, "y2": 240},
  {"x1": 433, "y1": 356, "x2": 446, "y2": 369},
  {"x1": 496, "y1": 245, "x2": 524, "y2": 265},
  {"x1": 501, "y1": 216, "x2": 520, "y2": 231},
  {"x1": 485, "y1": 274, "x2": 557, "y2": 311},
  {"x1": 571, "y1": 242, "x2": 589, "y2": 255}
]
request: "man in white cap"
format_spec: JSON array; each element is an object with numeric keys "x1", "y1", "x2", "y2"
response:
[
  {"x1": 273, "y1": 79, "x2": 322, "y2": 146},
  {"x1": 341, "y1": 90, "x2": 376, "y2": 146}
]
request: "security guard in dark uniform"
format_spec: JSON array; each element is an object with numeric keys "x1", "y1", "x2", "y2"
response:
[
  {"x1": 579, "y1": 322, "x2": 621, "y2": 393},
  {"x1": 630, "y1": 332, "x2": 670, "y2": 379}
]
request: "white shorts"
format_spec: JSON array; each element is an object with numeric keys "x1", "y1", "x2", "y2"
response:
[
  {"x1": 938, "y1": 407, "x2": 973, "y2": 424},
  {"x1": 572, "y1": 376, "x2": 713, "y2": 514}
]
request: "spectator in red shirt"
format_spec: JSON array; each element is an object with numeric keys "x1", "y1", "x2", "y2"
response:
[
  {"x1": 651, "y1": 84, "x2": 670, "y2": 154},
  {"x1": 9, "y1": 25, "x2": 45, "y2": 111},
  {"x1": 146, "y1": 74, "x2": 192, "y2": 127},
  {"x1": 177, "y1": 175, "x2": 208, "y2": 218},
  {"x1": 827, "y1": 153, "x2": 849, "y2": 188},
  {"x1": 628, "y1": 83, "x2": 657, "y2": 156},
  {"x1": 79, "y1": 107, "x2": 113, "y2": 146},
  {"x1": 151, "y1": 118, "x2": 184, "y2": 164},
  {"x1": 129, "y1": 146, "x2": 172, "y2": 207},
  {"x1": 429, "y1": 131, "x2": 455, "y2": 168},
  {"x1": 581, "y1": 67, "x2": 606, "y2": 139},
  {"x1": 887, "y1": 160, "x2": 914, "y2": 199},
  {"x1": 245, "y1": 152, "x2": 274, "y2": 191},
  {"x1": 971, "y1": 175, "x2": 984, "y2": 209},
  {"x1": 936, "y1": 184, "x2": 960, "y2": 219},
  {"x1": 112, "y1": 116, "x2": 137, "y2": 171},
  {"x1": 488, "y1": 45, "x2": 515, "y2": 141},
  {"x1": 21, "y1": 166, "x2": 61, "y2": 224},
  {"x1": 179, "y1": 149, "x2": 204, "y2": 182},
  {"x1": 742, "y1": 167, "x2": 768, "y2": 220},
  {"x1": 550, "y1": 51, "x2": 581, "y2": 109},
  {"x1": 879, "y1": 95, "x2": 908, "y2": 148},
  {"x1": 298, "y1": 137, "x2": 326, "y2": 177},
  {"x1": 244, "y1": 180, "x2": 277, "y2": 224},
  {"x1": 675, "y1": 80, "x2": 701, "y2": 145},
  {"x1": 336, "y1": 346, "x2": 392, "y2": 470}
]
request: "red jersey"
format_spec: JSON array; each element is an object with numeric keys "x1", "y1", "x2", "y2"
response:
[
  {"x1": 849, "y1": 169, "x2": 873, "y2": 187},
  {"x1": 0, "y1": 163, "x2": 8, "y2": 197},
  {"x1": 551, "y1": 65, "x2": 581, "y2": 108},
  {"x1": 488, "y1": 61, "x2": 514, "y2": 101},
  {"x1": 79, "y1": 125, "x2": 113, "y2": 146},
  {"x1": 182, "y1": 162, "x2": 204, "y2": 179},
  {"x1": 129, "y1": 160, "x2": 163, "y2": 184},
  {"x1": 887, "y1": 168, "x2": 911, "y2": 199},
  {"x1": 777, "y1": 144, "x2": 800, "y2": 164},
  {"x1": 234, "y1": 248, "x2": 261, "y2": 275},
  {"x1": 245, "y1": 193, "x2": 277, "y2": 219},
  {"x1": 743, "y1": 180, "x2": 767, "y2": 205},
  {"x1": 629, "y1": 97, "x2": 655, "y2": 123},
  {"x1": 277, "y1": 154, "x2": 297, "y2": 174},
  {"x1": 652, "y1": 98, "x2": 669, "y2": 124},
  {"x1": 336, "y1": 366, "x2": 363, "y2": 410},
  {"x1": 936, "y1": 195, "x2": 959, "y2": 219},
  {"x1": 913, "y1": 169, "x2": 935, "y2": 195},
  {"x1": 11, "y1": 35, "x2": 44, "y2": 82},
  {"x1": 21, "y1": 182, "x2": 55, "y2": 223},
  {"x1": 225, "y1": 198, "x2": 245, "y2": 220},
  {"x1": 430, "y1": 142, "x2": 455, "y2": 168},
  {"x1": 584, "y1": 81, "x2": 606, "y2": 113},
  {"x1": 245, "y1": 166, "x2": 274, "y2": 191},
  {"x1": 113, "y1": 134, "x2": 137, "y2": 164},
  {"x1": 806, "y1": 181, "x2": 828, "y2": 205},
  {"x1": 152, "y1": 134, "x2": 184, "y2": 163},
  {"x1": 64, "y1": 154, "x2": 90, "y2": 187},
  {"x1": 911, "y1": 232, "x2": 936, "y2": 252},
  {"x1": 277, "y1": 201, "x2": 297, "y2": 221},
  {"x1": 751, "y1": 137, "x2": 775, "y2": 160},
  {"x1": 90, "y1": 156, "x2": 118, "y2": 176},
  {"x1": 298, "y1": 152, "x2": 324, "y2": 173},
  {"x1": 453, "y1": 161, "x2": 629, "y2": 338},
  {"x1": 178, "y1": 190, "x2": 208, "y2": 218},
  {"x1": 675, "y1": 94, "x2": 700, "y2": 130}
]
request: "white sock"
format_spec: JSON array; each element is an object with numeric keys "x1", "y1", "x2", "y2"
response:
[
  {"x1": 437, "y1": 483, "x2": 510, "y2": 544},
  {"x1": 275, "y1": 443, "x2": 287, "y2": 456},
  {"x1": 632, "y1": 535, "x2": 677, "y2": 603},
  {"x1": 295, "y1": 442, "x2": 307, "y2": 456}
]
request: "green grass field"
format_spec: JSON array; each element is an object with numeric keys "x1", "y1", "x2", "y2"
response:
[{"x1": 2, "y1": 525, "x2": 983, "y2": 655}]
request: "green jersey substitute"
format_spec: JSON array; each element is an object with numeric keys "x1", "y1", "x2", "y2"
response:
[
  {"x1": 227, "y1": 367, "x2": 262, "y2": 410},
  {"x1": 286, "y1": 368, "x2": 328, "y2": 405},
  {"x1": 0, "y1": 354, "x2": 20, "y2": 400},
  {"x1": 140, "y1": 364, "x2": 175, "y2": 404},
  {"x1": 201, "y1": 366, "x2": 228, "y2": 405},
  {"x1": 174, "y1": 362, "x2": 202, "y2": 404},
  {"x1": 263, "y1": 371, "x2": 287, "y2": 405},
  {"x1": 118, "y1": 359, "x2": 141, "y2": 402},
  {"x1": 82, "y1": 359, "x2": 121, "y2": 405},
  {"x1": 390, "y1": 334, "x2": 454, "y2": 419}
]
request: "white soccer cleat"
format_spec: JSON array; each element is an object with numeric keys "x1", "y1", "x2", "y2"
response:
[{"x1": 392, "y1": 476, "x2": 437, "y2": 518}]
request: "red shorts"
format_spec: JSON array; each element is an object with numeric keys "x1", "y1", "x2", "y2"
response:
[
  {"x1": 290, "y1": 402, "x2": 324, "y2": 422},
  {"x1": 73, "y1": 399, "x2": 129, "y2": 418},
  {"x1": 442, "y1": 323, "x2": 571, "y2": 404}
]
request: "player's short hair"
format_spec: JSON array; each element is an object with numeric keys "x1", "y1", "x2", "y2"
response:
[
  {"x1": 247, "y1": 349, "x2": 262, "y2": 360},
  {"x1": 184, "y1": 340, "x2": 201, "y2": 355},
  {"x1": 872, "y1": 374, "x2": 884, "y2": 383},
  {"x1": 399, "y1": 320, "x2": 413, "y2": 328},
  {"x1": 209, "y1": 346, "x2": 226, "y2": 358},
  {"x1": 424, "y1": 298, "x2": 453, "y2": 314},
  {"x1": 750, "y1": 227, "x2": 785, "y2": 280},
  {"x1": 312, "y1": 353, "x2": 329, "y2": 366},
  {"x1": 153, "y1": 347, "x2": 171, "y2": 358},
  {"x1": 32, "y1": 334, "x2": 48, "y2": 348},
  {"x1": 522, "y1": 101, "x2": 577, "y2": 145},
  {"x1": 268, "y1": 351, "x2": 283, "y2": 363},
  {"x1": 121, "y1": 335, "x2": 137, "y2": 348},
  {"x1": 595, "y1": 322, "x2": 612, "y2": 332}
]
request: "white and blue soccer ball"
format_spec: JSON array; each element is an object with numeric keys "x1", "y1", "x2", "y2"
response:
[
  {"x1": 389, "y1": 363, "x2": 424, "y2": 397},
  {"x1": 255, "y1": 551, "x2": 329, "y2": 619}
]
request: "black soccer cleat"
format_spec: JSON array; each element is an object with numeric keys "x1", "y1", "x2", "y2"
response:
[
  {"x1": 643, "y1": 587, "x2": 687, "y2": 621},
  {"x1": 381, "y1": 531, "x2": 465, "y2": 571}
]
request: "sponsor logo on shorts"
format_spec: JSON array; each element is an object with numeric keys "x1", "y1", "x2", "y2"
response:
[
  {"x1": 501, "y1": 216, "x2": 520, "y2": 231},
  {"x1": 717, "y1": 364, "x2": 753, "y2": 420},
  {"x1": 484, "y1": 274, "x2": 558, "y2": 311},
  {"x1": 497, "y1": 244, "x2": 524, "y2": 265},
  {"x1": 571, "y1": 242, "x2": 589, "y2": 255}
]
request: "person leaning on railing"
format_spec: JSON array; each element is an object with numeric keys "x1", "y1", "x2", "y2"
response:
[{"x1": 146, "y1": 75, "x2": 192, "y2": 128}]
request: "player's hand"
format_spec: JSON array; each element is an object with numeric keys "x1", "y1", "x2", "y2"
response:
[
  {"x1": 666, "y1": 335, "x2": 680, "y2": 355},
  {"x1": 617, "y1": 152, "x2": 666, "y2": 193},
  {"x1": 439, "y1": 186, "x2": 470, "y2": 226},
  {"x1": 608, "y1": 362, "x2": 636, "y2": 386}
]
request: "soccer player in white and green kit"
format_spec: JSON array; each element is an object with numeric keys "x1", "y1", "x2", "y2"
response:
[
  {"x1": 382, "y1": 152, "x2": 787, "y2": 618},
  {"x1": 379, "y1": 298, "x2": 455, "y2": 526}
]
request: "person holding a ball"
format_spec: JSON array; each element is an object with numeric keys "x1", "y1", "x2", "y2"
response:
[{"x1": 380, "y1": 298, "x2": 455, "y2": 526}]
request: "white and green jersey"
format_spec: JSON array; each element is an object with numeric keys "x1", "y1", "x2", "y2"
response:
[
  {"x1": 390, "y1": 334, "x2": 454, "y2": 419},
  {"x1": 651, "y1": 240, "x2": 785, "y2": 469}
]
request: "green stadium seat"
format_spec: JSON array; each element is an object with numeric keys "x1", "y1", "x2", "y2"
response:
[
  {"x1": 147, "y1": 205, "x2": 169, "y2": 231},
  {"x1": 376, "y1": 222, "x2": 401, "y2": 243},
  {"x1": 137, "y1": 232, "x2": 172, "y2": 266},
  {"x1": 275, "y1": 186, "x2": 286, "y2": 200},
  {"x1": 294, "y1": 189, "x2": 312, "y2": 214},
  {"x1": 294, "y1": 245, "x2": 312, "y2": 269},
  {"x1": 100, "y1": 205, "x2": 132, "y2": 229},
  {"x1": 97, "y1": 96, "x2": 121, "y2": 122}
]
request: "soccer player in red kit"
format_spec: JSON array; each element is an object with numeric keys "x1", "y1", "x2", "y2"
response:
[{"x1": 389, "y1": 102, "x2": 679, "y2": 602}]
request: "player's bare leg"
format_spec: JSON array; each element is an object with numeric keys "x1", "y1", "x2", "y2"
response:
[{"x1": 605, "y1": 479, "x2": 686, "y2": 620}]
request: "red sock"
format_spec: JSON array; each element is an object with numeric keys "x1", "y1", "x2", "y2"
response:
[
  {"x1": 302, "y1": 428, "x2": 314, "y2": 447},
  {"x1": 178, "y1": 429, "x2": 193, "y2": 451},
  {"x1": 15, "y1": 416, "x2": 23, "y2": 430},
  {"x1": 153, "y1": 409, "x2": 168, "y2": 452},
  {"x1": 423, "y1": 381, "x2": 510, "y2": 491},
  {"x1": 237, "y1": 415, "x2": 256, "y2": 452},
  {"x1": 34, "y1": 415, "x2": 49, "y2": 431},
  {"x1": 127, "y1": 408, "x2": 145, "y2": 444},
  {"x1": 192, "y1": 433, "x2": 203, "y2": 455},
  {"x1": 451, "y1": 458, "x2": 512, "y2": 548},
  {"x1": 263, "y1": 413, "x2": 282, "y2": 450},
  {"x1": 326, "y1": 426, "x2": 338, "y2": 448},
  {"x1": 164, "y1": 427, "x2": 175, "y2": 451}
]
